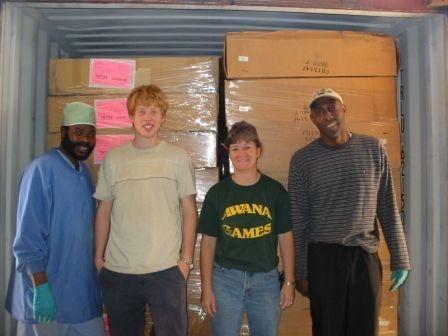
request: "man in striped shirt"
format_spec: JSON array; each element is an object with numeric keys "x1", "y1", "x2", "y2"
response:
[{"x1": 288, "y1": 88, "x2": 411, "y2": 336}]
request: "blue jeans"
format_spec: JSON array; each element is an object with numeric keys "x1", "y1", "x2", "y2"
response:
[
  {"x1": 100, "y1": 266, "x2": 187, "y2": 336},
  {"x1": 16, "y1": 318, "x2": 105, "y2": 336},
  {"x1": 211, "y1": 264, "x2": 280, "y2": 336}
]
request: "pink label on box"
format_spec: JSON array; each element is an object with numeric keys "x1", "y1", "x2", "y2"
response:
[
  {"x1": 89, "y1": 59, "x2": 135, "y2": 89},
  {"x1": 94, "y1": 134, "x2": 134, "y2": 164},
  {"x1": 95, "y1": 98, "x2": 132, "y2": 128}
]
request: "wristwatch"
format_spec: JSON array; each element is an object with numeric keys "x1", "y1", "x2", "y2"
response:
[{"x1": 180, "y1": 258, "x2": 194, "y2": 270}]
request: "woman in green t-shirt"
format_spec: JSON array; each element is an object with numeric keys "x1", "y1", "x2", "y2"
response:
[{"x1": 198, "y1": 121, "x2": 295, "y2": 336}]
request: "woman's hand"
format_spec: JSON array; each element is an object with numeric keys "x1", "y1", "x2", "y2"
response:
[
  {"x1": 279, "y1": 282, "x2": 296, "y2": 310},
  {"x1": 201, "y1": 286, "x2": 217, "y2": 317}
]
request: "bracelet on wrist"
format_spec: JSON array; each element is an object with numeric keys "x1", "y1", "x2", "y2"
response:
[
  {"x1": 179, "y1": 258, "x2": 194, "y2": 270},
  {"x1": 284, "y1": 280, "x2": 296, "y2": 286}
]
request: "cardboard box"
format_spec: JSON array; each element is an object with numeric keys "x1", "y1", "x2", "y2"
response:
[
  {"x1": 47, "y1": 93, "x2": 218, "y2": 132},
  {"x1": 195, "y1": 168, "x2": 219, "y2": 203},
  {"x1": 196, "y1": 202, "x2": 203, "y2": 213},
  {"x1": 379, "y1": 305, "x2": 398, "y2": 335},
  {"x1": 348, "y1": 121, "x2": 401, "y2": 169},
  {"x1": 225, "y1": 77, "x2": 398, "y2": 126},
  {"x1": 160, "y1": 131, "x2": 217, "y2": 168},
  {"x1": 426, "y1": 0, "x2": 448, "y2": 8},
  {"x1": 278, "y1": 298, "x2": 313, "y2": 335},
  {"x1": 49, "y1": 57, "x2": 219, "y2": 95},
  {"x1": 381, "y1": 280, "x2": 399, "y2": 307},
  {"x1": 225, "y1": 30, "x2": 397, "y2": 79},
  {"x1": 188, "y1": 313, "x2": 211, "y2": 336},
  {"x1": 243, "y1": 122, "x2": 315, "y2": 173}
]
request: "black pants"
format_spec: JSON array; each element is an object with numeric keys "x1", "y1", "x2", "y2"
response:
[
  {"x1": 308, "y1": 243, "x2": 382, "y2": 336},
  {"x1": 100, "y1": 266, "x2": 187, "y2": 336}
]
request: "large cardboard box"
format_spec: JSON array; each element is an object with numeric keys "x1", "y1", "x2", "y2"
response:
[
  {"x1": 47, "y1": 93, "x2": 218, "y2": 132},
  {"x1": 225, "y1": 77, "x2": 398, "y2": 126},
  {"x1": 225, "y1": 30, "x2": 397, "y2": 79},
  {"x1": 160, "y1": 131, "x2": 217, "y2": 169},
  {"x1": 195, "y1": 168, "x2": 219, "y2": 203},
  {"x1": 49, "y1": 57, "x2": 219, "y2": 95},
  {"x1": 379, "y1": 305, "x2": 398, "y2": 335},
  {"x1": 278, "y1": 297, "x2": 313, "y2": 335},
  {"x1": 426, "y1": 0, "x2": 448, "y2": 7}
]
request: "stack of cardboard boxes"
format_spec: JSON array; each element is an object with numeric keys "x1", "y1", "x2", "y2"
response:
[
  {"x1": 224, "y1": 30, "x2": 401, "y2": 335},
  {"x1": 46, "y1": 56, "x2": 220, "y2": 334},
  {"x1": 47, "y1": 56, "x2": 220, "y2": 187}
]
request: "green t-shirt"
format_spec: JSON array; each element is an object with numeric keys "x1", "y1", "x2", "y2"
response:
[{"x1": 198, "y1": 174, "x2": 291, "y2": 272}]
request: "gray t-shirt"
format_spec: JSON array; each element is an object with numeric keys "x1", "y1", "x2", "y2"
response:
[{"x1": 94, "y1": 140, "x2": 196, "y2": 274}]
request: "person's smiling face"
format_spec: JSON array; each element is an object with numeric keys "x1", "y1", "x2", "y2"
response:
[
  {"x1": 310, "y1": 97, "x2": 347, "y2": 143},
  {"x1": 229, "y1": 140, "x2": 261, "y2": 173}
]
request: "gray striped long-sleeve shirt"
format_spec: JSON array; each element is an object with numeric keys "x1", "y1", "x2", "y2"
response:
[{"x1": 288, "y1": 133, "x2": 411, "y2": 278}]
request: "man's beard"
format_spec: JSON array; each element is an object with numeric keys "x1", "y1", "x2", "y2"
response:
[{"x1": 61, "y1": 133, "x2": 94, "y2": 161}]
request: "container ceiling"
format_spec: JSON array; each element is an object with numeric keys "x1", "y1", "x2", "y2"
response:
[{"x1": 17, "y1": 5, "x2": 431, "y2": 58}]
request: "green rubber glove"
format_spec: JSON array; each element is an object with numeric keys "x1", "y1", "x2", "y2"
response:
[
  {"x1": 389, "y1": 270, "x2": 409, "y2": 291},
  {"x1": 33, "y1": 283, "x2": 56, "y2": 323}
]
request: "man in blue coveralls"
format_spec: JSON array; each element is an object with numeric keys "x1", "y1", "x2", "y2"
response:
[{"x1": 5, "y1": 102, "x2": 105, "y2": 336}]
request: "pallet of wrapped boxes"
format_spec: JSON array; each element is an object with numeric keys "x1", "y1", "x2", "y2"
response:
[
  {"x1": 224, "y1": 30, "x2": 401, "y2": 336},
  {"x1": 47, "y1": 56, "x2": 220, "y2": 335}
]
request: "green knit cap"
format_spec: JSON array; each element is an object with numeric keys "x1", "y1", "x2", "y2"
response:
[{"x1": 61, "y1": 102, "x2": 96, "y2": 127}]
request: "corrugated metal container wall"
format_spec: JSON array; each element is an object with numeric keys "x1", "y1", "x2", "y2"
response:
[
  {"x1": 1, "y1": 2, "x2": 447, "y2": 336},
  {"x1": 0, "y1": 0, "x2": 436, "y2": 12}
]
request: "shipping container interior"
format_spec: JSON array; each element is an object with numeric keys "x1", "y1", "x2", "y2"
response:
[{"x1": 0, "y1": 2, "x2": 447, "y2": 335}]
